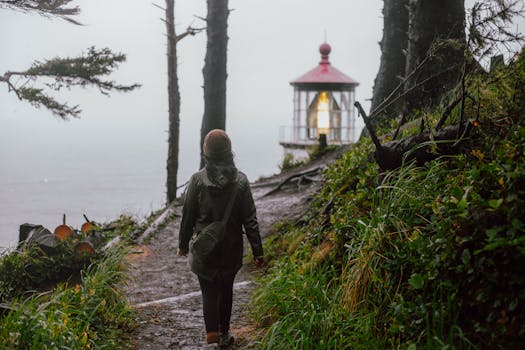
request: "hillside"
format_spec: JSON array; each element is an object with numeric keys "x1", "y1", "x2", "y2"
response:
[{"x1": 248, "y1": 50, "x2": 525, "y2": 349}]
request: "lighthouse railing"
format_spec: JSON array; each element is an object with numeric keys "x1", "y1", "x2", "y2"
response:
[{"x1": 279, "y1": 126, "x2": 356, "y2": 146}]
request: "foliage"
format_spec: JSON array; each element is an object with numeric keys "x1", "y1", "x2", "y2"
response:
[
  {"x1": 0, "y1": 214, "x2": 140, "y2": 304},
  {"x1": 0, "y1": 47, "x2": 140, "y2": 119},
  {"x1": 468, "y1": 0, "x2": 524, "y2": 60},
  {"x1": 279, "y1": 153, "x2": 306, "y2": 172},
  {"x1": 0, "y1": 240, "x2": 93, "y2": 304},
  {"x1": 251, "y1": 261, "x2": 382, "y2": 350},
  {"x1": 251, "y1": 49, "x2": 525, "y2": 349},
  {"x1": 0, "y1": 247, "x2": 135, "y2": 349},
  {"x1": 0, "y1": 0, "x2": 81, "y2": 24}
]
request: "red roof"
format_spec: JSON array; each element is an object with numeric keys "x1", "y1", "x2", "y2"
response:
[{"x1": 291, "y1": 43, "x2": 358, "y2": 88}]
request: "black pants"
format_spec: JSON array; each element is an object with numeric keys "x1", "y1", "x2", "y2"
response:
[{"x1": 198, "y1": 272, "x2": 235, "y2": 333}]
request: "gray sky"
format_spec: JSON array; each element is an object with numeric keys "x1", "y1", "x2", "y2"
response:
[{"x1": 0, "y1": 0, "x2": 384, "y2": 182}]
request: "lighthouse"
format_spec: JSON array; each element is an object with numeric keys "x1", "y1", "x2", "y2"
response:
[{"x1": 280, "y1": 43, "x2": 359, "y2": 160}]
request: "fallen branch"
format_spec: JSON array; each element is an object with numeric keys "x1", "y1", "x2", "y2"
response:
[
  {"x1": 356, "y1": 98, "x2": 477, "y2": 171},
  {"x1": 355, "y1": 102, "x2": 382, "y2": 149},
  {"x1": 375, "y1": 122, "x2": 475, "y2": 171},
  {"x1": 263, "y1": 167, "x2": 322, "y2": 197}
]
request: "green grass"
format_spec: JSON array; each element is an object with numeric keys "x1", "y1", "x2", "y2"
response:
[
  {"x1": 251, "y1": 261, "x2": 383, "y2": 350},
  {"x1": 0, "y1": 247, "x2": 135, "y2": 349}
]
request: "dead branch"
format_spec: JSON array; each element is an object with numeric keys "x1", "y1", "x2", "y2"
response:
[
  {"x1": 263, "y1": 168, "x2": 322, "y2": 197},
  {"x1": 176, "y1": 25, "x2": 206, "y2": 42},
  {"x1": 375, "y1": 122, "x2": 475, "y2": 171},
  {"x1": 436, "y1": 93, "x2": 464, "y2": 130},
  {"x1": 194, "y1": 15, "x2": 207, "y2": 22},
  {"x1": 357, "y1": 100, "x2": 476, "y2": 171},
  {"x1": 152, "y1": 2, "x2": 165, "y2": 11},
  {"x1": 369, "y1": 54, "x2": 432, "y2": 120},
  {"x1": 355, "y1": 101, "x2": 383, "y2": 150}
]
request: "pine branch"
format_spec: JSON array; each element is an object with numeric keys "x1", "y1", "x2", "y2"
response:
[
  {"x1": 0, "y1": 47, "x2": 141, "y2": 119},
  {"x1": 468, "y1": 0, "x2": 525, "y2": 58},
  {"x1": 19, "y1": 87, "x2": 81, "y2": 118},
  {"x1": 0, "y1": 0, "x2": 82, "y2": 25},
  {"x1": 175, "y1": 25, "x2": 205, "y2": 42}
]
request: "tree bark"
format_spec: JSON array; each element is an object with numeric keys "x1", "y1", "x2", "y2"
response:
[
  {"x1": 199, "y1": 0, "x2": 229, "y2": 169},
  {"x1": 404, "y1": 0, "x2": 466, "y2": 115},
  {"x1": 370, "y1": 0, "x2": 409, "y2": 127},
  {"x1": 166, "y1": 0, "x2": 181, "y2": 203}
]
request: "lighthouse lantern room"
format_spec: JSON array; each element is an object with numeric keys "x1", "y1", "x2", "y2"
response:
[{"x1": 280, "y1": 42, "x2": 359, "y2": 159}]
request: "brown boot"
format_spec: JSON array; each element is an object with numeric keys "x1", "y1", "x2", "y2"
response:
[{"x1": 206, "y1": 331, "x2": 220, "y2": 344}]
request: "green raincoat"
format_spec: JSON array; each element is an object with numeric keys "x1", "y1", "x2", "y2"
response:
[{"x1": 178, "y1": 169, "x2": 263, "y2": 281}]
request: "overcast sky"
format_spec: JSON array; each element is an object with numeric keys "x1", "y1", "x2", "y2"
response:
[{"x1": 0, "y1": 0, "x2": 387, "y2": 181}]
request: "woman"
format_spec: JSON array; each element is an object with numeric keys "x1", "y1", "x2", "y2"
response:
[{"x1": 178, "y1": 129, "x2": 264, "y2": 349}]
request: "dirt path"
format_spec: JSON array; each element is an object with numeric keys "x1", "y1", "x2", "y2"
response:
[{"x1": 125, "y1": 149, "x2": 347, "y2": 349}]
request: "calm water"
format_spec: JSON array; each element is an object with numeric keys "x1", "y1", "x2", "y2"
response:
[
  {"x1": 0, "y1": 134, "x2": 281, "y2": 251},
  {"x1": 0, "y1": 155, "x2": 165, "y2": 250}
]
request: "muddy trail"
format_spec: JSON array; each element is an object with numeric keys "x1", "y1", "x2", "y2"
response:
[{"x1": 124, "y1": 148, "x2": 347, "y2": 349}]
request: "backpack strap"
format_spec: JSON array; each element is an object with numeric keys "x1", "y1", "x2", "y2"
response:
[{"x1": 221, "y1": 183, "x2": 238, "y2": 224}]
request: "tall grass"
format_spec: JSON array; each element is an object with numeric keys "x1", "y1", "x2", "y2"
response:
[
  {"x1": 251, "y1": 260, "x2": 383, "y2": 350},
  {"x1": 0, "y1": 247, "x2": 135, "y2": 349}
]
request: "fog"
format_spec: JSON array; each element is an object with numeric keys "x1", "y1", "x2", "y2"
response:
[
  {"x1": 0, "y1": 0, "x2": 523, "y2": 247},
  {"x1": 0, "y1": 0, "x2": 383, "y2": 179}
]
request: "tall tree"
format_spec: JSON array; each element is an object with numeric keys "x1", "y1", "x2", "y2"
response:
[
  {"x1": 199, "y1": 0, "x2": 229, "y2": 169},
  {"x1": 404, "y1": 0, "x2": 466, "y2": 115},
  {"x1": 370, "y1": 0, "x2": 409, "y2": 128},
  {"x1": 162, "y1": 1, "x2": 204, "y2": 203},
  {"x1": 165, "y1": 0, "x2": 180, "y2": 203}
]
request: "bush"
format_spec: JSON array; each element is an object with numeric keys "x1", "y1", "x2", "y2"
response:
[{"x1": 0, "y1": 247, "x2": 135, "y2": 349}]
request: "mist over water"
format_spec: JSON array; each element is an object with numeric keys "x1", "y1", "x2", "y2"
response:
[{"x1": 0, "y1": 123, "x2": 282, "y2": 250}]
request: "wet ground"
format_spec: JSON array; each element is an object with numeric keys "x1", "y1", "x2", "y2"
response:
[{"x1": 124, "y1": 148, "x2": 348, "y2": 349}]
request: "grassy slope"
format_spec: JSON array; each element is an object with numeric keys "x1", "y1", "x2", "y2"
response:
[{"x1": 250, "y1": 51, "x2": 525, "y2": 349}]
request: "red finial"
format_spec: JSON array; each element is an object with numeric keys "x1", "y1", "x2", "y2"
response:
[{"x1": 319, "y1": 42, "x2": 331, "y2": 63}]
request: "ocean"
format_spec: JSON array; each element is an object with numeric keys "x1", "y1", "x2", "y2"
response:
[{"x1": 0, "y1": 129, "x2": 282, "y2": 251}]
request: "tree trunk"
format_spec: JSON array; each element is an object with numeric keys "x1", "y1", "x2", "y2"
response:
[
  {"x1": 404, "y1": 0, "x2": 466, "y2": 115},
  {"x1": 199, "y1": 0, "x2": 229, "y2": 169},
  {"x1": 166, "y1": 0, "x2": 181, "y2": 203},
  {"x1": 370, "y1": 0, "x2": 409, "y2": 127}
]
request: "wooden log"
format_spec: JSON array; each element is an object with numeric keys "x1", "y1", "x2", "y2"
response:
[
  {"x1": 374, "y1": 122, "x2": 474, "y2": 171},
  {"x1": 54, "y1": 214, "x2": 73, "y2": 241},
  {"x1": 75, "y1": 241, "x2": 96, "y2": 256}
]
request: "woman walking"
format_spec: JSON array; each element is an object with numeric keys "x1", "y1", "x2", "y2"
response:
[{"x1": 178, "y1": 129, "x2": 264, "y2": 349}]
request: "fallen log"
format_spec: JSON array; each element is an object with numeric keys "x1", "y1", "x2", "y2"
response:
[
  {"x1": 374, "y1": 123, "x2": 474, "y2": 171},
  {"x1": 355, "y1": 101, "x2": 475, "y2": 171}
]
